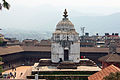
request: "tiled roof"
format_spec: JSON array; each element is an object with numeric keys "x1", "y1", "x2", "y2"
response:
[
  {"x1": 98, "y1": 53, "x2": 120, "y2": 62},
  {"x1": 39, "y1": 40, "x2": 51, "y2": 46},
  {"x1": 21, "y1": 47, "x2": 112, "y2": 53},
  {"x1": 80, "y1": 47, "x2": 108, "y2": 53},
  {"x1": 0, "y1": 45, "x2": 24, "y2": 55},
  {"x1": 1, "y1": 46, "x2": 120, "y2": 55},
  {"x1": 88, "y1": 65, "x2": 120, "y2": 80},
  {"x1": 80, "y1": 47, "x2": 120, "y2": 53},
  {"x1": 21, "y1": 46, "x2": 51, "y2": 52},
  {"x1": 22, "y1": 47, "x2": 110, "y2": 53}
]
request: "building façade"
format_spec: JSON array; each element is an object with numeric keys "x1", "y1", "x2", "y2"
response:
[{"x1": 1, "y1": 45, "x2": 120, "y2": 70}]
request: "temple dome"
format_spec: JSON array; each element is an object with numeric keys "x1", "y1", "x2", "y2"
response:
[
  {"x1": 56, "y1": 18, "x2": 74, "y2": 30},
  {"x1": 56, "y1": 9, "x2": 75, "y2": 31}
]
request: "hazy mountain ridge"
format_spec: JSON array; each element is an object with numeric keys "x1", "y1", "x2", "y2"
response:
[
  {"x1": 0, "y1": 29, "x2": 52, "y2": 41},
  {"x1": 0, "y1": 13, "x2": 120, "y2": 40},
  {"x1": 72, "y1": 13, "x2": 120, "y2": 35}
]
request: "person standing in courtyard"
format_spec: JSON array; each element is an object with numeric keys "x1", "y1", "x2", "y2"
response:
[{"x1": 14, "y1": 72, "x2": 16, "y2": 77}]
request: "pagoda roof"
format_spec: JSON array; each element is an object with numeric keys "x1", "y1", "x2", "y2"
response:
[
  {"x1": 88, "y1": 65, "x2": 120, "y2": 80},
  {"x1": 98, "y1": 53, "x2": 120, "y2": 62}
]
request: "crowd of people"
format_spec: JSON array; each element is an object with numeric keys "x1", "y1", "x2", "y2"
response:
[{"x1": 4, "y1": 66, "x2": 17, "y2": 79}]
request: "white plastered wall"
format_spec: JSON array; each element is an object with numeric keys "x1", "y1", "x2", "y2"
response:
[
  {"x1": 51, "y1": 43, "x2": 64, "y2": 63},
  {"x1": 69, "y1": 42, "x2": 80, "y2": 63}
]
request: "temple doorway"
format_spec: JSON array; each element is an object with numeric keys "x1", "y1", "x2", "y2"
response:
[{"x1": 64, "y1": 50, "x2": 69, "y2": 61}]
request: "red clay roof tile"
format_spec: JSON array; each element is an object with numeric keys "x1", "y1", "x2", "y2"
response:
[{"x1": 88, "y1": 65, "x2": 120, "y2": 80}]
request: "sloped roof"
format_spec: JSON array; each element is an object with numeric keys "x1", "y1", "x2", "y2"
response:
[
  {"x1": 21, "y1": 46, "x2": 51, "y2": 52},
  {"x1": 15, "y1": 47, "x2": 120, "y2": 53},
  {"x1": 39, "y1": 40, "x2": 51, "y2": 46},
  {"x1": 88, "y1": 65, "x2": 120, "y2": 80},
  {"x1": 98, "y1": 53, "x2": 120, "y2": 62},
  {"x1": 80, "y1": 47, "x2": 120, "y2": 53},
  {"x1": 0, "y1": 45, "x2": 24, "y2": 55},
  {"x1": 80, "y1": 47, "x2": 108, "y2": 53},
  {"x1": 1, "y1": 46, "x2": 120, "y2": 55}
]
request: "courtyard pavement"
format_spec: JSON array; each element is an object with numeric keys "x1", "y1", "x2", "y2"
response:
[{"x1": 2, "y1": 66, "x2": 32, "y2": 79}]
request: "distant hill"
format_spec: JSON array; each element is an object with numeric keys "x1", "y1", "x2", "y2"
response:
[
  {"x1": 0, "y1": 13, "x2": 120, "y2": 40},
  {"x1": 72, "y1": 13, "x2": 120, "y2": 35},
  {"x1": 0, "y1": 29, "x2": 52, "y2": 41}
]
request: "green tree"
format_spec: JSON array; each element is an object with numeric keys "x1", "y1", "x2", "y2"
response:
[
  {"x1": 103, "y1": 72, "x2": 120, "y2": 80},
  {"x1": 0, "y1": 38, "x2": 3, "y2": 45},
  {"x1": 0, "y1": 0, "x2": 10, "y2": 10}
]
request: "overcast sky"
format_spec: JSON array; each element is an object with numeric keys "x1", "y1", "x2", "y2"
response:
[
  {"x1": 0, "y1": 0, "x2": 120, "y2": 34},
  {"x1": 6, "y1": 0, "x2": 120, "y2": 15}
]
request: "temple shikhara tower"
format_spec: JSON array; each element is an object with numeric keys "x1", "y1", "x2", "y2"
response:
[{"x1": 51, "y1": 9, "x2": 80, "y2": 63}]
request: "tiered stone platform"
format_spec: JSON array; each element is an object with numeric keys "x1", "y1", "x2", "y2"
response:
[
  {"x1": 26, "y1": 58, "x2": 99, "y2": 80},
  {"x1": 57, "y1": 61, "x2": 77, "y2": 69}
]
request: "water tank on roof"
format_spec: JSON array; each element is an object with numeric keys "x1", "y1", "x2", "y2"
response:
[
  {"x1": 112, "y1": 33, "x2": 114, "y2": 35},
  {"x1": 96, "y1": 33, "x2": 98, "y2": 36},
  {"x1": 115, "y1": 33, "x2": 119, "y2": 36},
  {"x1": 105, "y1": 33, "x2": 109, "y2": 36},
  {"x1": 85, "y1": 33, "x2": 89, "y2": 36}
]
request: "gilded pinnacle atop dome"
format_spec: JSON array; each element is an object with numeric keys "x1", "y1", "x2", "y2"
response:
[{"x1": 63, "y1": 9, "x2": 68, "y2": 18}]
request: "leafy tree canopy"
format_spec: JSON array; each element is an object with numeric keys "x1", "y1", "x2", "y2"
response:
[
  {"x1": 0, "y1": 37, "x2": 3, "y2": 44},
  {"x1": 103, "y1": 72, "x2": 120, "y2": 80},
  {"x1": 0, "y1": 0, "x2": 10, "y2": 10}
]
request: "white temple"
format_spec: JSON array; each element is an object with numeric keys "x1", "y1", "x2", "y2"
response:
[{"x1": 51, "y1": 9, "x2": 80, "y2": 63}]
